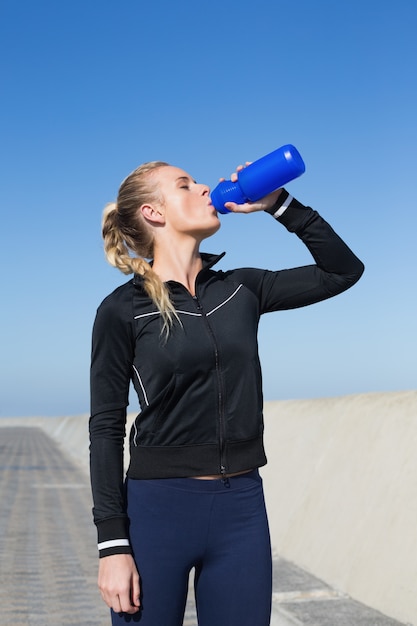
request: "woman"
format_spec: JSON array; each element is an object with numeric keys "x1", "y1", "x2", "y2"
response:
[{"x1": 89, "y1": 159, "x2": 364, "y2": 625}]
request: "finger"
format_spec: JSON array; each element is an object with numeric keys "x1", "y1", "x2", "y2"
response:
[
  {"x1": 99, "y1": 589, "x2": 122, "y2": 613},
  {"x1": 230, "y1": 164, "x2": 244, "y2": 180},
  {"x1": 232, "y1": 162, "x2": 251, "y2": 175},
  {"x1": 132, "y1": 573, "x2": 141, "y2": 608},
  {"x1": 101, "y1": 590, "x2": 123, "y2": 614},
  {"x1": 225, "y1": 201, "x2": 254, "y2": 214},
  {"x1": 220, "y1": 161, "x2": 253, "y2": 184},
  {"x1": 115, "y1": 594, "x2": 123, "y2": 615},
  {"x1": 118, "y1": 589, "x2": 140, "y2": 614},
  {"x1": 99, "y1": 585, "x2": 112, "y2": 609}
]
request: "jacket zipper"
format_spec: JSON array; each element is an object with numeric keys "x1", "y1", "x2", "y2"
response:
[{"x1": 193, "y1": 294, "x2": 229, "y2": 483}]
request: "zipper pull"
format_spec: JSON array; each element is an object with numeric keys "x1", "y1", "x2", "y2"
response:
[
  {"x1": 193, "y1": 295, "x2": 203, "y2": 312},
  {"x1": 221, "y1": 465, "x2": 230, "y2": 488}
]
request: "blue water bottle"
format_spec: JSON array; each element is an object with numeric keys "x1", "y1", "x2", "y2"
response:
[{"x1": 211, "y1": 144, "x2": 305, "y2": 214}]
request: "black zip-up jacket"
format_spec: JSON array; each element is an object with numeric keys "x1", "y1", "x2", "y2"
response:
[{"x1": 89, "y1": 191, "x2": 364, "y2": 557}]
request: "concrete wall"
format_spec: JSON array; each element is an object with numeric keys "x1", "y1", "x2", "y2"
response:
[
  {"x1": 2, "y1": 389, "x2": 416, "y2": 623},
  {"x1": 261, "y1": 390, "x2": 417, "y2": 624}
]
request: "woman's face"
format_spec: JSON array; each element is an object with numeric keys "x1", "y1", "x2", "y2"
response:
[{"x1": 153, "y1": 165, "x2": 221, "y2": 240}]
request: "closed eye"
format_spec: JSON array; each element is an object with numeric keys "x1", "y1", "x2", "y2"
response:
[{"x1": 176, "y1": 175, "x2": 196, "y2": 190}]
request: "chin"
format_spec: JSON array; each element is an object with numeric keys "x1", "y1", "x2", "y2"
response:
[
  {"x1": 210, "y1": 220, "x2": 221, "y2": 235},
  {"x1": 200, "y1": 220, "x2": 221, "y2": 241}
]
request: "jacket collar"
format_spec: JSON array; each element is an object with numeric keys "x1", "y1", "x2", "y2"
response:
[
  {"x1": 133, "y1": 251, "x2": 226, "y2": 286},
  {"x1": 200, "y1": 251, "x2": 226, "y2": 269}
]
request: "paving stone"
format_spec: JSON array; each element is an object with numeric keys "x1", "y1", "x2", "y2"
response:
[{"x1": 0, "y1": 426, "x2": 408, "y2": 626}]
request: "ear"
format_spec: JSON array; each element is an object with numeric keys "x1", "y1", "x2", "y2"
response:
[{"x1": 139, "y1": 203, "x2": 165, "y2": 225}]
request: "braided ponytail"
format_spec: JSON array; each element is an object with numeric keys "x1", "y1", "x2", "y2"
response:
[
  {"x1": 102, "y1": 202, "x2": 143, "y2": 274},
  {"x1": 101, "y1": 162, "x2": 180, "y2": 337}
]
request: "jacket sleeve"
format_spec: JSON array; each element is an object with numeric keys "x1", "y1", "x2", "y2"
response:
[
  {"x1": 89, "y1": 287, "x2": 135, "y2": 558},
  {"x1": 235, "y1": 190, "x2": 364, "y2": 313}
]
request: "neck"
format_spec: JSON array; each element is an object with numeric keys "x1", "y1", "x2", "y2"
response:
[{"x1": 152, "y1": 237, "x2": 203, "y2": 296}]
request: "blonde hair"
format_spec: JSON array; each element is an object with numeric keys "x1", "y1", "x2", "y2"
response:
[{"x1": 102, "y1": 161, "x2": 180, "y2": 336}]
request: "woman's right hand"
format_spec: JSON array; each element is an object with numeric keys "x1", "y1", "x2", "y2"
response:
[{"x1": 98, "y1": 553, "x2": 141, "y2": 615}]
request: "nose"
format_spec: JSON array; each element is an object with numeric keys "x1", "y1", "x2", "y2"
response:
[{"x1": 198, "y1": 183, "x2": 210, "y2": 196}]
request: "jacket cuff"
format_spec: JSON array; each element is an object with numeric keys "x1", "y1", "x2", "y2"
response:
[
  {"x1": 265, "y1": 189, "x2": 306, "y2": 219},
  {"x1": 96, "y1": 516, "x2": 132, "y2": 558}
]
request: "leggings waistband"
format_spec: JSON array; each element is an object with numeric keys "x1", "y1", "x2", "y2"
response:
[{"x1": 127, "y1": 468, "x2": 261, "y2": 493}]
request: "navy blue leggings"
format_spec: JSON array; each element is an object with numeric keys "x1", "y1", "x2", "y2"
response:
[{"x1": 111, "y1": 469, "x2": 272, "y2": 626}]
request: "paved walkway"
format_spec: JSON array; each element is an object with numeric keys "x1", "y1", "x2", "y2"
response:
[{"x1": 0, "y1": 426, "x2": 407, "y2": 625}]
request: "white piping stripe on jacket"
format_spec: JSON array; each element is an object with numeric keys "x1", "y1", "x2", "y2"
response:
[
  {"x1": 205, "y1": 284, "x2": 243, "y2": 316},
  {"x1": 134, "y1": 285, "x2": 244, "y2": 320},
  {"x1": 132, "y1": 365, "x2": 149, "y2": 447},
  {"x1": 134, "y1": 311, "x2": 161, "y2": 320},
  {"x1": 175, "y1": 310, "x2": 201, "y2": 317},
  {"x1": 132, "y1": 365, "x2": 150, "y2": 406},
  {"x1": 131, "y1": 285, "x2": 243, "y2": 447}
]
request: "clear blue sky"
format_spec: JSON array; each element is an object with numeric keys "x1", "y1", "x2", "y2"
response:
[{"x1": 1, "y1": 0, "x2": 416, "y2": 416}]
